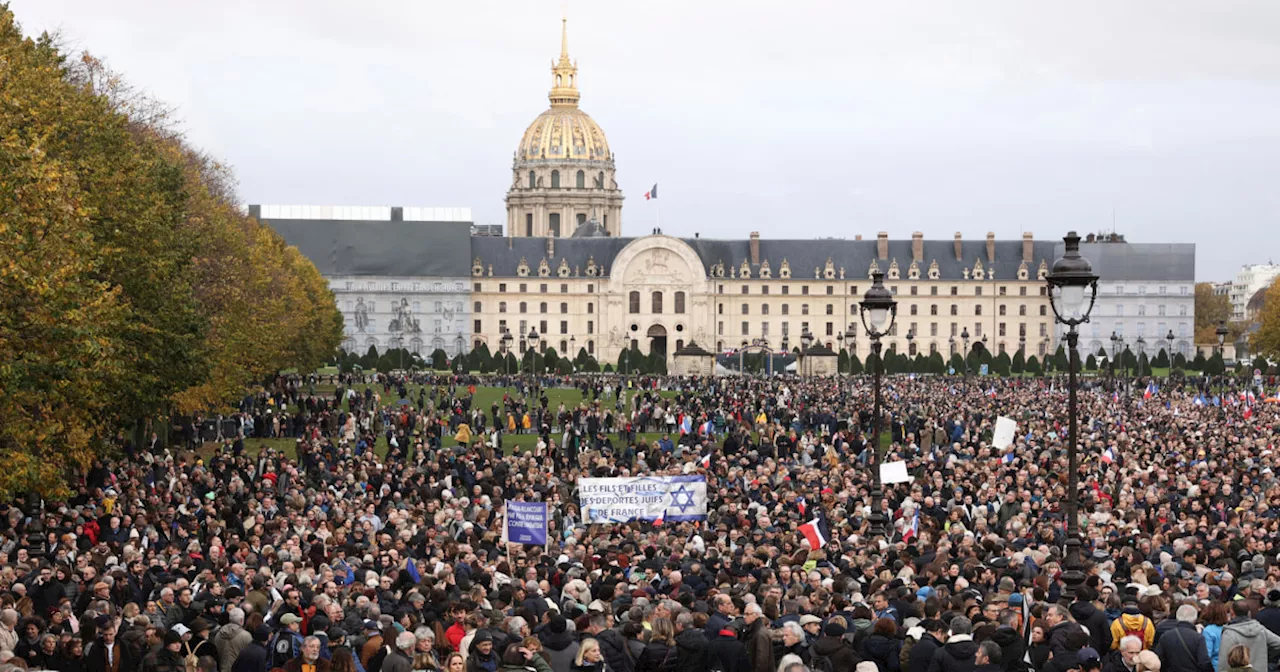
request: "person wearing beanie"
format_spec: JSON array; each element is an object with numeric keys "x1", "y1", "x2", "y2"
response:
[
  {"x1": 1256, "y1": 590, "x2": 1280, "y2": 637},
  {"x1": 468, "y1": 630, "x2": 499, "y2": 672},
  {"x1": 810, "y1": 622, "x2": 859, "y2": 672},
  {"x1": 537, "y1": 614, "x2": 578, "y2": 672},
  {"x1": 141, "y1": 630, "x2": 187, "y2": 672}
]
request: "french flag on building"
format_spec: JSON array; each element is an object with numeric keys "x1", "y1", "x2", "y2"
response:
[
  {"x1": 1101, "y1": 446, "x2": 1116, "y2": 464},
  {"x1": 799, "y1": 517, "x2": 831, "y2": 550},
  {"x1": 644, "y1": 184, "x2": 658, "y2": 200}
]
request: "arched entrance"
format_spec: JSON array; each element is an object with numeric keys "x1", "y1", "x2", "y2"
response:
[{"x1": 647, "y1": 324, "x2": 668, "y2": 358}]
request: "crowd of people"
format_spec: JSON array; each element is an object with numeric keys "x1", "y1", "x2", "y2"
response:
[{"x1": 3, "y1": 369, "x2": 1279, "y2": 672}]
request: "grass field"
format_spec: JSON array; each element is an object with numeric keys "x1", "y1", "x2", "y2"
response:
[{"x1": 205, "y1": 384, "x2": 680, "y2": 459}]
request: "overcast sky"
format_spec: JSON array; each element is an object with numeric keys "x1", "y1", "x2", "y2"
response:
[{"x1": 13, "y1": 0, "x2": 1280, "y2": 280}]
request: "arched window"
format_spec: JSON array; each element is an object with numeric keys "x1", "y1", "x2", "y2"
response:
[
  {"x1": 598, "y1": 171, "x2": 604, "y2": 187},
  {"x1": 576, "y1": 170, "x2": 585, "y2": 189},
  {"x1": 587, "y1": 340, "x2": 594, "y2": 354},
  {"x1": 651, "y1": 291, "x2": 663, "y2": 314},
  {"x1": 550, "y1": 170, "x2": 560, "y2": 188},
  {"x1": 539, "y1": 302, "x2": 547, "y2": 313},
  {"x1": 528, "y1": 171, "x2": 535, "y2": 188},
  {"x1": 675, "y1": 339, "x2": 684, "y2": 352},
  {"x1": 474, "y1": 302, "x2": 482, "y2": 312},
  {"x1": 629, "y1": 291, "x2": 640, "y2": 314},
  {"x1": 674, "y1": 291, "x2": 686, "y2": 314},
  {"x1": 499, "y1": 302, "x2": 507, "y2": 313}
]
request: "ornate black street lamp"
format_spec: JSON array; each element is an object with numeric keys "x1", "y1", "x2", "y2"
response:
[
  {"x1": 859, "y1": 270, "x2": 898, "y2": 541},
  {"x1": 1045, "y1": 231, "x2": 1099, "y2": 603}
]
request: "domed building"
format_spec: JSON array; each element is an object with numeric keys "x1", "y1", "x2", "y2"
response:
[{"x1": 505, "y1": 20, "x2": 624, "y2": 238}]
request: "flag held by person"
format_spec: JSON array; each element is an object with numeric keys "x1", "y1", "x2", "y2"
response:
[
  {"x1": 799, "y1": 517, "x2": 831, "y2": 549},
  {"x1": 1101, "y1": 446, "x2": 1116, "y2": 464}
]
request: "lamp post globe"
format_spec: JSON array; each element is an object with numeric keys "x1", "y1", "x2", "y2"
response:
[{"x1": 1045, "y1": 231, "x2": 1099, "y2": 604}]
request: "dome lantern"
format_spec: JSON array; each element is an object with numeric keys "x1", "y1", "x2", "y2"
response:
[{"x1": 549, "y1": 18, "x2": 580, "y2": 108}]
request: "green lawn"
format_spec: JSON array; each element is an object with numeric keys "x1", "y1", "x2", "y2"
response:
[{"x1": 207, "y1": 384, "x2": 680, "y2": 459}]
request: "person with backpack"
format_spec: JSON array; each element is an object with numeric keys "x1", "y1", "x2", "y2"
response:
[
  {"x1": 272, "y1": 615, "x2": 307, "y2": 671},
  {"x1": 1110, "y1": 598, "x2": 1155, "y2": 651}
]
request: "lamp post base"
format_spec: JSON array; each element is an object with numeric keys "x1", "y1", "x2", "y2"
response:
[{"x1": 1060, "y1": 536, "x2": 1086, "y2": 603}]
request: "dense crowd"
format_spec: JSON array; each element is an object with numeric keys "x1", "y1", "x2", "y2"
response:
[{"x1": 3, "y1": 370, "x2": 1280, "y2": 672}]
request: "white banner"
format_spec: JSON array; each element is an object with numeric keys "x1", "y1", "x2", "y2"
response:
[
  {"x1": 992, "y1": 416, "x2": 1018, "y2": 450},
  {"x1": 578, "y1": 476, "x2": 708, "y2": 523},
  {"x1": 880, "y1": 461, "x2": 911, "y2": 484}
]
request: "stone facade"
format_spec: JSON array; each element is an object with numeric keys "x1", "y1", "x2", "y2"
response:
[{"x1": 333, "y1": 276, "x2": 471, "y2": 357}]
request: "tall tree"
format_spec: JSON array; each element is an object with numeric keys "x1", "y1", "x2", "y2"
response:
[
  {"x1": 1195, "y1": 282, "x2": 1233, "y2": 343},
  {"x1": 1253, "y1": 278, "x2": 1280, "y2": 360}
]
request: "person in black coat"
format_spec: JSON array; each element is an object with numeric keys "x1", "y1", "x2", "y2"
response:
[
  {"x1": 1151, "y1": 607, "x2": 1213, "y2": 672},
  {"x1": 635, "y1": 618, "x2": 679, "y2": 672},
  {"x1": 86, "y1": 626, "x2": 138, "y2": 672},
  {"x1": 1070, "y1": 588, "x2": 1114, "y2": 654},
  {"x1": 673, "y1": 614, "x2": 708, "y2": 672},
  {"x1": 809, "y1": 624, "x2": 860, "y2": 672},
  {"x1": 232, "y1": 626, "x2": 272, "y2": 672},
  {"x1": 908, "y1": 622, "x2": 947, "y2": 672},
  {"x1": 927, "y1": 618, "x2": 979, "y2": 672},
  {"x1": 706, "y1": 622, "x2": 751, "y2": 672},
  {"x1": 988, "y1": 625, "x2": 1028, "y2": 672},
  {"x1": 861, "y1": 619, "x2": 903, "y2": 672}
]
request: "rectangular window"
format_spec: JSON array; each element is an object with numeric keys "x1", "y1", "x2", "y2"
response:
[
  {"x1": 587, "y1": 284, "x2": 594, "y2": 293},
  {"x1": 826, "y1": 286, "x2": 834, "y2": 295},
  {"x1": 930, "y1": 323, "x2": 938, "y2": 336},
  {"x1": 742, "y1": 303, "x2": 749, "y2": 315},
  {"x1": 762, "y1": 285, "x2": 769, "y2": 295},
  {"x1": 560, "y1": 320, "x2": 568, "y2": 334},
  {"x1": 561, "y1": 283, "x2": 568, "y2": 293},
  {"x1": 1138, "y1": 305, "x2": 1146, "y2": 316},
  {"x1": 1159, "y1": 285, "x2": 1166, "y2": 294},
  {"x1": 1139, "y1": 286, "x2": 1146, "y2": 295},
  {"x1": 762, "y1": 322, "x2": 770, "y2": 336},
  {"x1": 1020, "y1": 286, "x2": 1027, "y2": 296},
  {"x1": 742, "y1": 321, "x2": 749, "y2": 335},
  {"x1": 539, "y1": 283, "x2": 547, "y2": 293},
  {"x1": 519, "y1": 283, "x2": 527, "y2": 293},
  {"x1": 499, "y1": 283, "x2": 507, "y2": 293},
  {"x1": 718, "y1": 321, "x2": 724, "y2": 335},
  {"x1": 1158, "y1": 305, "x2": 1166, "y2": 316},
  {"x1": 999, "y1": 323, "x2": 1006, "y2": 337},
  {"x1": 782, "y1": 286, "x2": 790, "y2": 295},
  {"x1": 782, "y1": 304, "x2": 790, "y2": 315},
  {"x1": 1117, "y1": 305, "x2": 1124, "y2": 316},
  {"x1": 974, "y1": 323, "x2": 982, "y2": 338},
  {"x1": 951, "y1": 286, "x2": 958, "y2": 296},
  {"x1": 473, "y1": 282, "x2": 481, "y2": 292},
  {"x1": 742, "y1": 285, "x2": 749, "y2": 294},
  {"x1": 540, "y1": 320, "x2": 547, "y2": 334},
  {"x1": 1039, "y1": 323, "x2": 1048, "y2": 337},
  {"x1": 802, "y1": 286, "x2": 810, "y2": 295},
  {"x1": 434, "y1": 319, "x2": 442, "y2": 333},
  {"x1": 999, "y1": 286, "x2": 1007, "y2": 296},
  {"x1": 931, "y1": 286, "x2": 938, "y2": 296},
  {"x1": 434, "y1": 301, "x2": 442, "y2": 312},
  {"x1": 718, "y1": 284, "x2": 724, "y2": 294},
  {"x1": 782, "y1": 322, "x2": 790, "y2": 336},
  {"x1": 588, "y1": 321, "x2": 594, "y2": 334},
  {"x1": 951, "y1": 323, "x2": 958, "y2": 336},
  {"x1": 499, "y1": 319, "x2": 507, "y2": 332},
  {"x1": 910, "y1": 286, "x2": 918, "y2": 296},
  {"x1": 825, "y1": 304, "x2": 834, "y2": 315},
  {"x1": 826, "y1": 322, "x2": 834, "y2": 336},
  {"x1": 976, "y1": 286, "x2": 983, "y2": 297},
  {"x1": 474, "y1": 319, "x2": 481, "y2": 333}
]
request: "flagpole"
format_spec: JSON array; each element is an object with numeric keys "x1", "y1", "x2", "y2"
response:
[{"x1": 656, "y1": 193, "x2": 661, "y2": 234}]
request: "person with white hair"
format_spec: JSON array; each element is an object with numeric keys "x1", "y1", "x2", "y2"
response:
[
  {"x1": 1152, "y1": 604, "x2": 1211, "y2": 672},
  {"x1": 214, "y1": 607, "x2": 252, "y2": 672},
  {"x1": 378, "y1": 632, "x2": 415, "y2": 672}
]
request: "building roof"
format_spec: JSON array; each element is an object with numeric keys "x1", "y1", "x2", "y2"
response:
[
  {"x1": 673, "y1": 341, "x2": 715, "y2": 357},
  {"x1": 1070, "y1": 242, "x2": 1196, "y2": 282},
  {"x1": 264, "y1": 216, "x2": 473, "y2": 277}
]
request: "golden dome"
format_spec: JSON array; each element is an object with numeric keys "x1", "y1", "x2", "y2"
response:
[
  {"x1": 518, "y1": 108, "x2": 610, "y2": 162},
  {"x1": 516, "y1": 19, "x2": 612, "y2": 163}
]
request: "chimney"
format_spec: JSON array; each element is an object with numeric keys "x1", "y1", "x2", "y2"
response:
[
  {"x1": 749, "y1": 231, "x2": 760, "y2": 265},
  {"x1": 986, "y1": 232, "x2": 995, "y2": 264},
  {"x1": 911, "y1": 232, "x2": 924, "y2": 263},
  {"x1": 877, "y1": 231, "x2": 889, "y2": 260},
  {"x1": 546, "y1": 236, "x2": 555, "y2": 258},
  {"x1": 1022, "y1": 232, "x2": 1034, "y2": 263},
  {"x1": 954, "y1": 232, "x2": 963, "y2": 261},
  {"x1": 855, "y1": 234, "x2": 863, "y2": 241}
]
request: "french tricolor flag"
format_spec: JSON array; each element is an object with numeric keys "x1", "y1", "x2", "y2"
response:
[
  {"x1": 1113, "y1": 390, "x2": 1120, "y2": 404},
  {"x1": 903, "y1": 510, "x2": 920, "y2": 542},
  {"x1": 1144, "y1": 382, "x2": 1157, "y2": 400},
  {"x1": 799, "y1": 517, "x2": 831, "y2": 550},
  {"x1": 1101, "y1": 446, "x2": 1116, "y2": 464},
  {"x1": 679, "y1": 415, "x2": 692, "y2": 435},
  {"x1": 699, "y1": 453, "x2": 711, "y2": 469},
  {"x1": 644, "y1": 184, "x2": 658, "y2": 200},
  {"x1": 700, "y1": 420, "x2": 714, "y2": 437},
  {"x1": 796, "y1": 496, "x2": 808, "y2": 516},
  {"x1": 1001, "y1": 452, "x2": 1016, "y2": 465}
]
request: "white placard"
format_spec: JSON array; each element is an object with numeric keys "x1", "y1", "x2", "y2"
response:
[
  {"x1": 993, "y1": 416, "x2": 1018, "y2": 450},
  {"x1": 880, "y1": 460, "x2": 911, "y2": 484}
]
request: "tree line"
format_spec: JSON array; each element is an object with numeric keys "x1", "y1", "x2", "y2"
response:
[{"x1": 0, "y1": 9, "x2": 343, "y2": 496}]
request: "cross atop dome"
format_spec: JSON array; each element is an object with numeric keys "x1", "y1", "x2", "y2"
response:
[{"x1": 549, "y1": 18, "x2": 580, "y2": 108}]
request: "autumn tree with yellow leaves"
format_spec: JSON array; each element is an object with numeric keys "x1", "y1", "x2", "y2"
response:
[{"x1": 0, "y1": 8, "x2": 342, "y2": 496}]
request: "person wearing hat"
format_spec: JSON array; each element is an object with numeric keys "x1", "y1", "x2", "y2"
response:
[
  {"x1": 1255, "y1": 589, "x2": 1280, "y2": 636},
  {"x1": 142, "y1": 629, "x2": 188, "y2": 672},
  {"x1": 466, "y1": 630, "x2": 499, "y2": 672},
  {"x1": 799, "y1": 615, "x2": 824, "y2": 647},
  {"x1": 271, "y1": 614, "x2": 307, "y2": 670},
  {"x1": 536, "y1": 613, "x2": 578, "y2": 672},
  {"x1": 187, "y1": 618, "x2": 219, "y2": 668}
]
